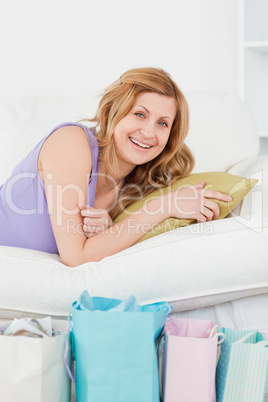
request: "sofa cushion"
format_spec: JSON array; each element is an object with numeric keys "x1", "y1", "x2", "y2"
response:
[{"x1": 114, "y1": 172, "x2": 258, "y2": 243}]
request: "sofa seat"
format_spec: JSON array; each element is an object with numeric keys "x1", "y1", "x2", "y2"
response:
[{"x1": 1, "y1": 215, "x2": 267, "y2": 320}]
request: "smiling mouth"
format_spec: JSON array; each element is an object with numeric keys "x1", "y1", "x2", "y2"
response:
[{"x1": 129, "y1": 137, "x2": 153, "y2": 149}]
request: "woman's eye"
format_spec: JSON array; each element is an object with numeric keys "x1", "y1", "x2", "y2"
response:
[
  {"x1": 158, "y1": 121, "x2": 168, "y2": 127},
  {"x1": 134, "y1": 113, "x2": 168, "y2": 127}
]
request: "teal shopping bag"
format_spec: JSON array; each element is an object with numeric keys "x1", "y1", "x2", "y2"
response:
[
  {"x1": 69, "y1": 291, "x2": 171, "y2": 402},
  {"x1": 216, "y1": 328, "x2": 268, "y2": 402}
]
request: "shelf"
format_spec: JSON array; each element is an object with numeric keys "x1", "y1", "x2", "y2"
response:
[
  {"x1": 242, "y1": 0, "x2": 268, "y2": 147},
  {"x1": 244, "y1": 41, "x2": 268, "y2": 52}
]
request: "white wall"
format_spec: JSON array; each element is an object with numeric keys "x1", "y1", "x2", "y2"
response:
[{"x1": 0, "y1": 0, "x2": 240, "y2": 99}]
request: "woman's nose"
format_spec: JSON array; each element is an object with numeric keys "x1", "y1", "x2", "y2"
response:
[{"x1": 139, "y1": 124, "x2": 154, "y2": 138}]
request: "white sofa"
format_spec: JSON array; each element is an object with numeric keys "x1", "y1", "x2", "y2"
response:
[{"x1": 0, "y1": 93, "x2": 268, "y2": 333}]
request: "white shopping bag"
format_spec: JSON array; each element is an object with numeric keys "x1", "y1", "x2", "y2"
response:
[{"x1": 0, "y1": 320, "x2": 72, "y2": 402}]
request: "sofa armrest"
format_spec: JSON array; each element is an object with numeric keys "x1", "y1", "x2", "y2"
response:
[
  {"x1": 227, "y1": 155, "x2": 268, "y2": 179},
  {"x1": 227, "y1": 155, "x2": 268, "y2": 218}
]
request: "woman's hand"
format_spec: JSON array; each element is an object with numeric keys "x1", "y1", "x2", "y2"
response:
[
  {"x1": 78, "y1": 203, "x2": 113, "y2": 238},
  {"x1": 166, "y1": 181, "x2": 232, "y2": 223}
]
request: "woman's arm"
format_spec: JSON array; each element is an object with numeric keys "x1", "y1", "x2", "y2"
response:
[
  {"x1": 78, "y1": 197, "x2": 171, "y2": 264},
  {"x1": 40, "y1": 126, "x2": 231, "y2": 266},
  {"x1": 40, "y1": 126, "x2": 170, "y2": 266},
  {"x1": 39, "y1": 125, "x2": 92, "y2": 266},
  {"x1": 77, "y1": 179, "x2": 231, "y2": 265}
]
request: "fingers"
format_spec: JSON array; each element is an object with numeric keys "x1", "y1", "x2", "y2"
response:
[
  {"x1": 83, "y1": 216, "x2": 111, "y2": 226},
  {"x1": 193, "y1": 181, "x2": 206, "y2": 189},
  {"x1": 203, "y1": 199, "x2": 220, "y2": 220},
  {"x1": 83, "y1": 219, "x2": 111, "y2": 238},
  {"x1": 202, "y1": 189, "x2": 232, "y2": 202},
  {"x1": 78, "y1": 202, "x2": 89, "y2": 210},
  {"x1": 78, "y1": 203, "x2": 107, "y2": 216},
  {"x1": 83, "y1": 213, "x2": 112, "y2": 233},
  {"x1": 80, "y1": 204, "x2": 113, "y2": 239},
  {"x1": 192, "y1": 182, "x2": 232, "y2": 203},
  {"x1": 197, "y1": 199, "x2": 223, "y2": 222},
  {"x1": 196, "y1": 214, "x2": 207, "y2": 223},
  {"x1": 80, "y1": 207, "x2": 109, "y2": 218},
  {"x1": 196, "y1": 205, "x2": 214, "y2": 223},
  {"x1": 83, "y1": 223, "x2": 108, "y2": 235},
  {"x1": 171, "y1": 181, "x2": 231, "y2": 222}
]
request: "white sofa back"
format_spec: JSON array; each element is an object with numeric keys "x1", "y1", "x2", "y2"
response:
[{"x1": 0, "y1": 93, "x2": 260, "y2": 184}]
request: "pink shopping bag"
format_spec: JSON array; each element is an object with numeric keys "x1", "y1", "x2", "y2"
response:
[{"x1": 163, "y1": 318, "x2": 224, "y2": 402}]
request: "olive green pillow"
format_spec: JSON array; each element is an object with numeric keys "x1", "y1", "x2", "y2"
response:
[{"x1": 113, "y1": 172, "x2": 258, "y2": 244}]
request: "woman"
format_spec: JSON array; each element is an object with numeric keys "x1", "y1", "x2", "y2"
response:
[{"x1": 0, "y1": 67, "x2": 231, "y2": 266}]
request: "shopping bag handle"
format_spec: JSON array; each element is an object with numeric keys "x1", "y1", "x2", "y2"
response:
[
  {"x1": 64, "y1": 339, "x2": 75, "y2": 382},
  {"x1": 155, "y1": 328, "x2": 165, "y2": 402},
  {"x1": 235, "y1": 331, "x2": 259, "y2": 344},
  {"x1": 208, "y1": 325, "x2": 225, "y2": 345},
  {"x1": 207, "y1": 325, "x2": 225, "y2": 366},
  {"x1": 255, "y1": 341, "x2": 268, "y2": 347},
  {"x1": 67, "y1": 312, "x2": 76, "y2": 362},
  {"x1": 67, "y1": 312, "x2": 73, "y2": 331}
]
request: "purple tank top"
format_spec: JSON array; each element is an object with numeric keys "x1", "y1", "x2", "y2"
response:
[{"x1": 0, "y1": 122, "x2": 99, "y2": 254}]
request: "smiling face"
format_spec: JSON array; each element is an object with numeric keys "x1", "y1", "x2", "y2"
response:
[{"x1": 113, "y1": 92, "x2": 177, "y2": 177}]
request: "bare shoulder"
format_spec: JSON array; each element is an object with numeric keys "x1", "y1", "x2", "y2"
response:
[
  {"x1": 39, "y1": 125, "x2": 92, "y2": 174},
  {"x1": 40, "y1": 125, "x2": 91, "y2": 156}
]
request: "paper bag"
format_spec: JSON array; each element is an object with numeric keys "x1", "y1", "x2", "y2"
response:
[
  {"x1": 0, "y1": 319, "x2": 71, "y2": 402},
  {"x1": 69, "y1": 291, "x2": 171, "y2": 402},
  {"x1": 216, "y1": 328, "x2": 268, "y2": 402},
  {"x1": 163, "y1": 318, "x2": 223, "y2": 402}
]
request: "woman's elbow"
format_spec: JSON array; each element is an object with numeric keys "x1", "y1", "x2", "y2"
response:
[
  {"x1": 59, "y1": 250, "x2": 102, "y2": 267},
  {"x1": 58, "y1": 237, "x2": 111, "y2": 266}
]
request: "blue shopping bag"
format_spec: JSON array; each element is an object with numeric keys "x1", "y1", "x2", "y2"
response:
[
  {"x1": 69, "y1": 291, "x2": 171, "y2": 402},
  {"x1": 216, "y1": 327, "x2": 268, "y2": 402}
]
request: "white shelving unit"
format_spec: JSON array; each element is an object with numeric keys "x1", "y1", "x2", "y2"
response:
[{"x1": 241, "y1": 0, "x2": 268, "y2": 155}]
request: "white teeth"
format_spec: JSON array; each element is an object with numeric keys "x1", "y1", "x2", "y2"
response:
[{"x1": 130, "y1": 137, "x2": 151, "y2": 149}]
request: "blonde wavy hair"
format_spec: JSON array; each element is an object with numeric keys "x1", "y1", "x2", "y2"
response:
[{"x1": 86, "y1": 67, "x2": 195, "y2": 219}]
